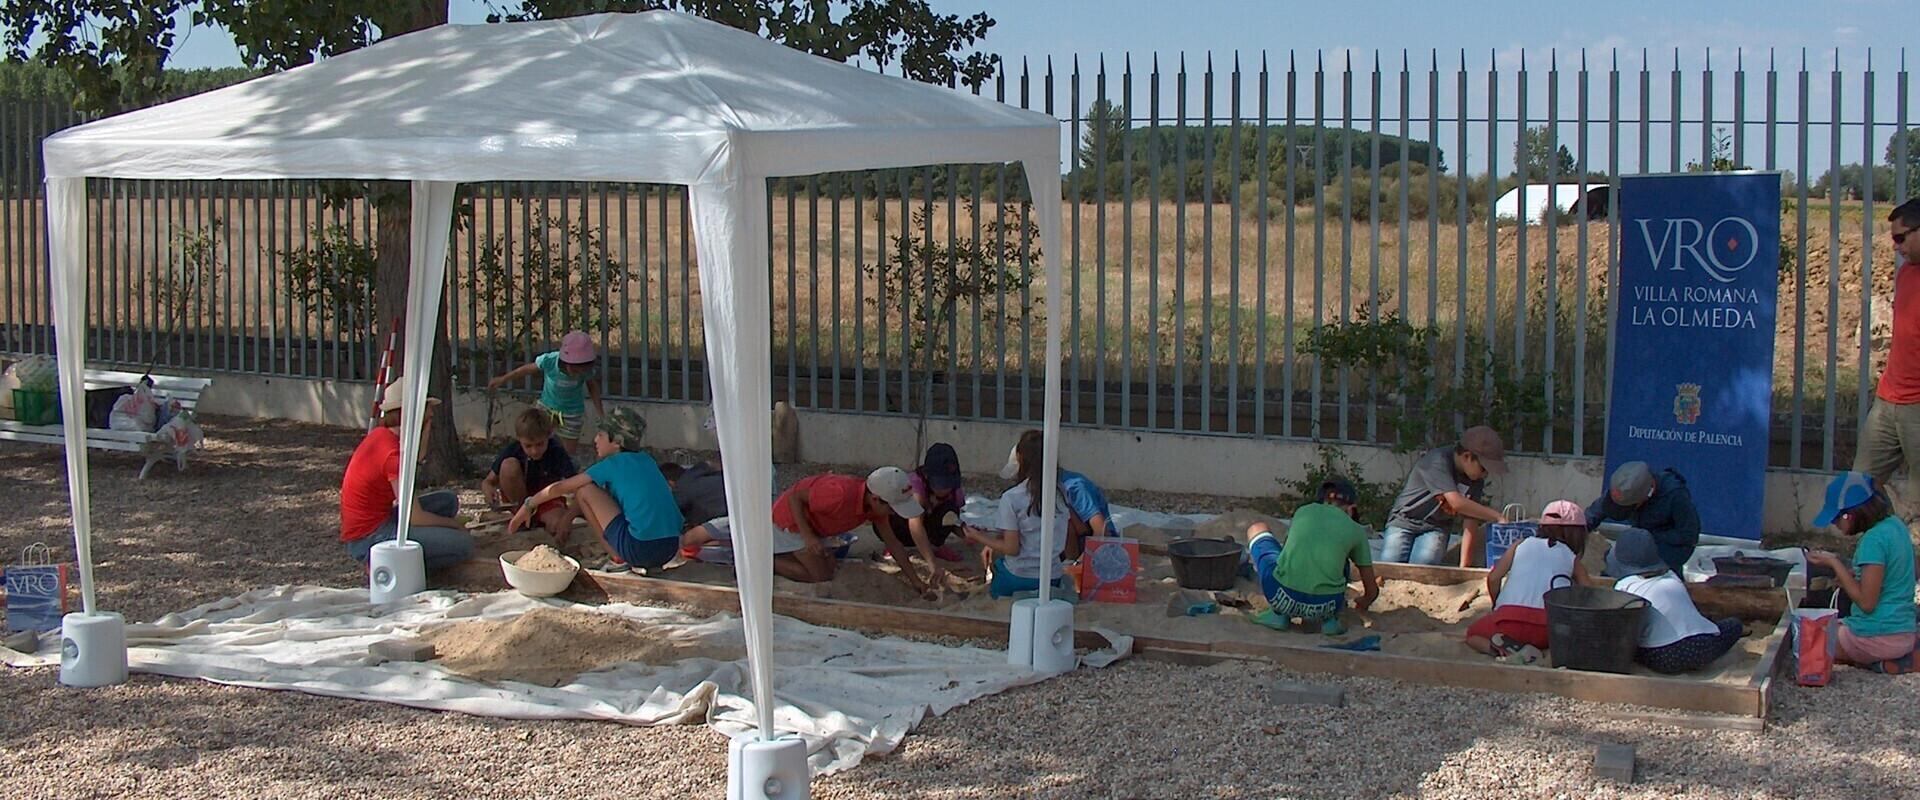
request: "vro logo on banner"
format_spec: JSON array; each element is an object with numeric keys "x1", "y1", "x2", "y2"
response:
[{"x1": 1607, "y1": 173, "x2": 1781, "y2": 540}]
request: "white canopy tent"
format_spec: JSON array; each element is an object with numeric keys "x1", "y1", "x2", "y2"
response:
[{"x1": 40, "y1": 10, "x2": 1067, "y2": 792}]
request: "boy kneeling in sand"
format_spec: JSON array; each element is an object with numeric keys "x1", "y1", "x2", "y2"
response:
[
  {"x1": 1245, "y1": 479, "x2": 1379, "y2": 635},
  {"x1": 507, "y1": 408, "x2": 684, "y2": 573},
  {"x1": 481, "y1": 407, "x2": 579, "y2": 534}
]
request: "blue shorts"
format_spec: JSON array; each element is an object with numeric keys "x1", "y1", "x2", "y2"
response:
[
  {"x1": 604, "y1": 514, "x2": 678, "y2": 569},
  {"x1": 988, "y1": 557, "x2": 1063, "y2": 599}
]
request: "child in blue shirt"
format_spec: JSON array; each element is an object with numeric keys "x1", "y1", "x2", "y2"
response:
[{"x1": 509, "y1": 407, "x2": 683, "y2": 573}]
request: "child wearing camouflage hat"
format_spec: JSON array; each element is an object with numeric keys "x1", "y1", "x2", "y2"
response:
[{"x1": 509, "y1": 407, "x2": 684, "y2": 572}]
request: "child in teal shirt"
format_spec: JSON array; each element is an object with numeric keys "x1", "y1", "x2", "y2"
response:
[
  {"x1": 488, "y1": 330, "x2": 606, "y2": 454},
  {"x1": 1807, "y1": 472, "x2": 1918, "y2": 673},
  {"x1": 508, "y1": 407, "x2": 683, "y2": 573}
]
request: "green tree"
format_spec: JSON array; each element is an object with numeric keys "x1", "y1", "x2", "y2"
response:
[
  {"x1": 1077, "y1": 98, "x2": 1129, "y2": 172},
  {"x1": 1686, "y1": 127, "x2": 1743, "y2": 173},
  {"x1": 1887, "y1": 131, "x2": 1920, "y2": 200},
  {"x1": 1513, "y1": 125, "x2": 1576, "y2": 178}
]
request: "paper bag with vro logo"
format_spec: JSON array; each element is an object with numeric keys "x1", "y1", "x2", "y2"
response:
[{"x1": 4, "y1": 543, "x2": 73, "y2": 633}]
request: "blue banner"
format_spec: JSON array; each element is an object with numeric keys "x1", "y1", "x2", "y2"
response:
[{"x1": 1607, "y1": 173, "x2": 1780, "y2": 540}]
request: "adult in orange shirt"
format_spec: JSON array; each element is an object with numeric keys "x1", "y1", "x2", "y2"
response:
[
  {"x1": 339, "y1": 380, "x2": 473, "y2": 570},
  {"x1": 1855, "y1": 199, "x2": 1920, "y2": 510}
]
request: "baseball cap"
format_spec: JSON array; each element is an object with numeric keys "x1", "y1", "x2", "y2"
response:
[
  {"x1": 867, "y1": 466, "x2": 925, "y2": 518},
  {"x1": 1541, "y1": 499, "x2": 1587, "y2": 526},
  {"x1": 922, "y1": 443, "x2": 963, "y2": 492},
  {"x1": 378, "y1": 377, "x2": 439, "y2": 414},
  {"x1": 597, "y1": 407, "x2": 648, "y2": 451},
  {"x1": 1460, "y1": 426, "x2": 1509, "y2": 475},
  {"x1": 1812, "y1": 471, "x2": 1879, "y2": 528},
  {"x1": 558, "y1": 330, "x2": 598, "y2": 364},
  {"x1": 1609, "y1": 462, "x2": 1656, "y2": 506},
  {"x1": 1318, "y1": 478, "x2": 1359, "y2": 506}
]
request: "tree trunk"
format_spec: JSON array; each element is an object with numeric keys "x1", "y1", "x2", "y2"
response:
[
  {"x1": 374, "y1": 185, "x2": 465, "y2": 485},
  {"x1": 370, "y1": 2, "x2": 463, "y2": 485}
]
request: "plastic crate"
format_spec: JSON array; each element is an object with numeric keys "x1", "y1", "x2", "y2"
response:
[{"x1": 11, "y1": 389, "x2": 58, "y2": 425}]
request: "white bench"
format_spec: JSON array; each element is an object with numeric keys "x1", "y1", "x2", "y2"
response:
[{"x1": 0, "y1": 368, "x2": 214, "y2": 479}]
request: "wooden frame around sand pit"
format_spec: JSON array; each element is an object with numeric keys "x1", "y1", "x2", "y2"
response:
[{"x1": 450, "y1": 557, "x2": 1791, "y2": 724}]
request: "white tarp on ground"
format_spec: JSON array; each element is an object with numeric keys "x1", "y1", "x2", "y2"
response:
[{"x1": 0, "y1": 586, "x2": 1060, "y2": 773}]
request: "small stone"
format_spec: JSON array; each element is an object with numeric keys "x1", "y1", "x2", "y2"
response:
[
  {"x1": 1269, "y1": 680, "x2": 1345, "y2": 708},
  {"x1": 370, "y1": 637, "x2": 436, "y2": 663},
  {"x1": 1594, "y1": 743, "x2": 1636, "y2": 783},
  {"x1": 1260, "y1": 724, "x2": 1284, "y2": 736}
]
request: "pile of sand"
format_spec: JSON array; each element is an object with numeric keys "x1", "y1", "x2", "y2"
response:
[
  {"x1": 515, "y1": 545, "x2": 574, "y2": 573},
  {"x1": 420, "y1": 607, "x2": 744, "y2": 687}
]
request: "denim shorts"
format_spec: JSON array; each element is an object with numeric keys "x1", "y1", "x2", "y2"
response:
[{"x1": 604, "y1": 514, "x2": 678, "y2": 569}]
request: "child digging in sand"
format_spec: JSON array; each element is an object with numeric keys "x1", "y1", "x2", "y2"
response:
[
  {"x1": 1804, "y1": 472, "x2": 1918, "y2": 673},
  {"x1": 1610, "y1": 527, "x2": 1746, "y2": 674},
  {"x1": 1245, "y1": 478, "x2": 1378, "y2": 635},
  {"x1": 487, "y1": 330, "x2": 606, "y2": 456},
  {"x1": 507, "y1": 408, "x2": 683, "y2": 573},
  {"x1": 481, "y1": 407, "x2": 579, "y2": 533},
  {"x1": 1464, "y1": 500, "x2": 1594, "y2": 664}
]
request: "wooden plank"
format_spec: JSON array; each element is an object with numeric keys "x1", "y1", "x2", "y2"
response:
[
  {"x1": 1205, "y1": 636, "x2": 1765, "y2": 718},
  {"x1": 1372, "y1": 562, "x2": 1488, "y2": 586},
  {"x1": 1689, "y1": 584, "x2": 1791, "y2": 622}
]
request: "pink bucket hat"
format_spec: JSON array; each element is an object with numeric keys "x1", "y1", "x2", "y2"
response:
[
  {"x1": 1540, "y1": 499, "x2": 1587, "y2": 526},
  {"x1": 558, "y1": 331, "x2": 597, "y2": 364}
]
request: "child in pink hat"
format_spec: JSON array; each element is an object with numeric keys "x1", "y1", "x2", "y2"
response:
[
  {"x1": 488, "y1": 330, "x2": 605, "y2": 454},
  {"x1": 1464, "y1": 499, "x2": 1595, "y2": 663}
]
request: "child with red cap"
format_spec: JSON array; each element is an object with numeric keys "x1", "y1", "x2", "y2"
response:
[
  {"x1": 488, "y1": 330, "x2": 606, "y2": 455},
  {"x1": 1464, "y1": 499, "x2": 1595, "y2": 663}
]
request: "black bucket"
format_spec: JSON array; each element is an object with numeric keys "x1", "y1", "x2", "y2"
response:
[
  {"x1": 1168, "y1": 537, "x2": 1242, "y2": 591},
  {"x1": 1544, "y1": 585, "x2": 1649, "y2": 674}
]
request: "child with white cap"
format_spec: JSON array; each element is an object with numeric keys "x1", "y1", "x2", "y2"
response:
[
  {"x1": 681, "y1": 467, "x2": 925, "y2": 584},
  {"x1": 969, "y1": 430, "x2": 1075, "y2": 598},
  {"x1": 488, "y1": 330, "x2": 606, "y2": 455},
  {"x1": 994, "y1": 429, "x2": 1112, "y2": 563}
]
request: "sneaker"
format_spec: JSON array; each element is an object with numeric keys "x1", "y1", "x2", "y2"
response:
[
  {"x1": 1320, "y1": 616, "x2": 1348, "y2": 636},
  {"x1": 934, "y1": 545, "x2": 964, "y2": 562},
  {"x1": 1872, "y1": 651, "x2": 1917, "y2": 675},
  {"x1": 591, "y1": 558, "x2": 631, "y2": 574}
]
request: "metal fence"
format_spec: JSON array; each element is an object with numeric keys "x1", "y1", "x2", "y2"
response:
[{"x1": 0, "y1": 48, "x2": 1910, "y2": 471}]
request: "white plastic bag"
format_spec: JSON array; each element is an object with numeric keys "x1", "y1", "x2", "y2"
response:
[{"x1": 109, "y1": 381, "x2": 159, "y2": 432}]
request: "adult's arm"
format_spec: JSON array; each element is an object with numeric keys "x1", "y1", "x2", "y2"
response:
[{"x1": 786, "y1": 487, "x2": 826, "y2": 556}]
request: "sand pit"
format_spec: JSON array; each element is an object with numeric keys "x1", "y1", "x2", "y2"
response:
[
  {"x1": 420, "y1": 607, "x2": 744, "y2": 686},
  {"x1": 669, "y1": 555, "x2": 991, "y2": 608}
]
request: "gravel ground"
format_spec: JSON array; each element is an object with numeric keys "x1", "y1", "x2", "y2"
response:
[{"x1": 3, "y1": 417, "x2": 1917, "y2": 799}]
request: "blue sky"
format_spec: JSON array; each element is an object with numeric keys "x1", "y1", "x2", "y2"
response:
[{"x1": 157, "y1": 0, "x2": 1917, "y2": 172}]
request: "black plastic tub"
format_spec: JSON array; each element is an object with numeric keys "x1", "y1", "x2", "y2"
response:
[
  {"x1": 1713, "y1": 555, "x2": 1794, "y2": 588},
  {"x1": 1167, "y1": 537, "x2": 1243, "y2": 591},
  {"x1": 1544, "y1": 585, "x2": 1649, "y2": 674}
]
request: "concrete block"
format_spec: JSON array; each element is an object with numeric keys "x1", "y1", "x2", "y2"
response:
[
  {"x1": 370, "y1": 637, "x2": 437, "y2": 664},
  {"x1": 3, "y1": 629, "x2": 39, "y2": 653},
  {"x1": 1268, "y1": 680, "x2": 1345, "y2": 708},
  {"x1": 1594, "y1": 744, "x2": 1636, "y2": 783}
]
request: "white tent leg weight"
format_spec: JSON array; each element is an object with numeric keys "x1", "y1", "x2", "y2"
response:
[
  {"x1": 728, "y1": 736, "x2": 810, "y2": 800},
  {"x1": 58, "y1": 611, "x2": 126, "y2": 688}
]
